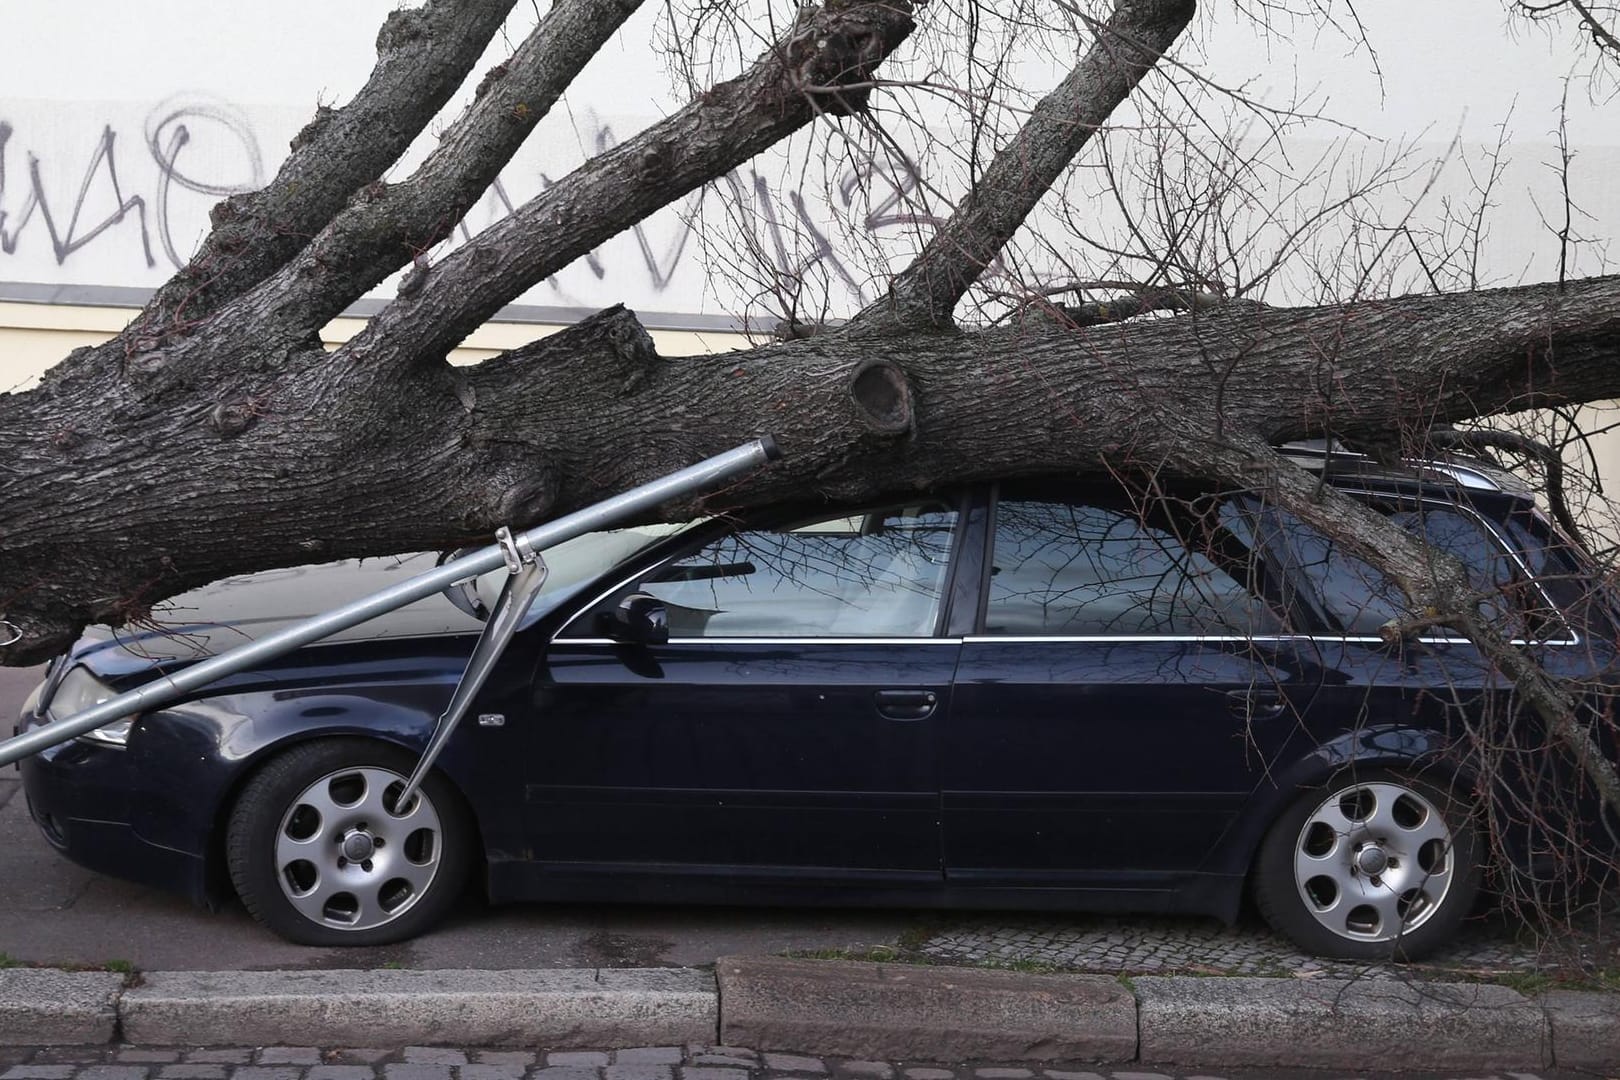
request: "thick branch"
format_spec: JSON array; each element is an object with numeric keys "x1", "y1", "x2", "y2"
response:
[
  {"x1": 1059, "y1": 288, "x2": 1261, "y2": 326},
  {"x1": 235, "y1": 0, "x2": 647, "y2": 339},
  {"x1": 855, "y1": 0, "x2": 1195, "y2": 332},
  {"x1": 1426, "y1": 426, "x2": 1592, "y2": 556},
  {"x1": 337, "y1": 0, "x2": 918, "y2": 366},
  {"x1": 136, "y1": 0, "x2": 520, "y2": 336}
]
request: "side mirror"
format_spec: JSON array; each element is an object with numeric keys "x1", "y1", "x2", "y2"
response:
[
  {"x1": 602, "y1": 593, "x2": 669, "y2": 645},
  {"x1": 438, "y1": 547, "x2": 493, "y2": 622}
]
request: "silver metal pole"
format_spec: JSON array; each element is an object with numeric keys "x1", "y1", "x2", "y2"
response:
[
  {"x1": 395, "y1": 533, "x2": 548, "y2": 809},
  {"x1": 0, "y1": 437, "x2": 780, "y2": 768}
]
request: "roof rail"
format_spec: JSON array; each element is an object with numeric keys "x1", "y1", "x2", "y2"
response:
[{"x1": 1276, "y1": 440, "x2": 1532, "y2": 496}]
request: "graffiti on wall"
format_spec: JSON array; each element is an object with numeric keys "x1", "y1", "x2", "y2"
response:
[
  {"x1": 0, "y1": 97, "x2": 265, "y2": 275},
  {"x1": 0, "y1": 95, "x2": 934, "y2": 315}
]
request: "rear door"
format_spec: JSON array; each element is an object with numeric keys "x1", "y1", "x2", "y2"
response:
[{"x1": 943, "y1": 480, "x2": 1325, "y2": 893}]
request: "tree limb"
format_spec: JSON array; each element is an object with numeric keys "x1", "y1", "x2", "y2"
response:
[
  {"x1": 229, "y1": 0, "x2": 648, "y2": 341},
  {"x1": 1195, "y1": 435, "x2": 1620, "y2": 823},
  {"x1": 1058, "y1": 287, "x2": 1263, "y2": 326},
  {"x1": 338, "y1": 0, "x2": 919, "y2": 368},
  {"x1": 135, "y1": 0, "x2": 521, "y2": 339},
  {"x1": 853, "y1": 0, "x2": 1196, "y2": 333},
  {"x1": 1426, "y1": 425, "x2": 1593, "y2": 556}
]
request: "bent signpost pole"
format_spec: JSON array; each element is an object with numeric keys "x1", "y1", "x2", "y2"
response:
[{"x1": 0, "y1": 437, "x2": 782, "y2": 770}]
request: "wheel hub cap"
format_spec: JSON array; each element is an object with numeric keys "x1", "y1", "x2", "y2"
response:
[
  {"x1": 341, "y1": 830, "x2": 376, "y2": 862},
  {"x1": 1356, "y1": 845, "x2": 1389, "y2": 875},
  {"x1": 1292, "y1": 781, "x2": 1457, "y2": 944}
]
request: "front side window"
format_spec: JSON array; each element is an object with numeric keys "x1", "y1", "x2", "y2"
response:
[
  {"x1": 589, "y1": 501, "x2": 959, "y2": 638},
  {"x1": 984, "y1": 485, "x2": 1283, "y2": 637}
]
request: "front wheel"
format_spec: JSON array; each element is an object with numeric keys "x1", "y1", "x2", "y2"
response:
[
  {"x1": 226, "y1": 739, "x2": 472, "y2": 946},
  {"x1": 1253, "y1": 770, "x2": 1482, "y2": 961}
]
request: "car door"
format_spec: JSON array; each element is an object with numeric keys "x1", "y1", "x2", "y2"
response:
[
  {"x1": 943, "y1": 480, "x2": 1326, "y2": 893},
  {"x1": 523, "y1": 497, "x2": 964, "y2": 884}
]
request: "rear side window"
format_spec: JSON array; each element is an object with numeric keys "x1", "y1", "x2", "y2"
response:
[
  {"x1": 1265, "y1": 499, "x2": 1567, "y2": 641},
  {"x1": 984, "y1": 486, "x2": 1283, "y2": 637}
]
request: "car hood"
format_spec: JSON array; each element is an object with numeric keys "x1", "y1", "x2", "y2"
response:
[{"x1": 68, "y1": 554, "x2": 500, "y2": 680}]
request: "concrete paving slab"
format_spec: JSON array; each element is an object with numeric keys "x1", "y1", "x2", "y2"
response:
[
  {"x1": 1134, "y1": 975, "x2": 1549, "y2": 1070},
  {"x1": 119, "y1": 968, "x2": 716, "y2": 1048},
  {"x1": 0, "y1": 969, "x2": 123, "y2": 1046},
  {"x1": 1540, "y1": 989, "x2": 1620, "y2": 1069},
  {"x1": 716, "y1": 955, "x2": 1135, "y2": 1063}
]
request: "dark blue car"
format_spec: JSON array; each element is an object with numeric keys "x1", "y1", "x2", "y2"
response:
[{"x1": 16, "y1": 449, "x2": 1615, "y2": 958}]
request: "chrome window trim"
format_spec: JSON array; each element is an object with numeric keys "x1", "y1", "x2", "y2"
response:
[
  {"x1": 962, "y1": 633, "x2": 1578, "y2": 648},
  {"x1": 561, "y1": 636, "x2": 965, "y2": 647},
  {"x1": 966, "y1": 634, "x2": 1295, "y2": 644}
]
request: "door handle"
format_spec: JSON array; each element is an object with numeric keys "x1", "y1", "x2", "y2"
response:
[
  {"x1": 875, "y1": 689, "x2": 938, "y2": 721},
  {"x1": 1226, "y1": 689, "x2": 1286, "y2": 720}
]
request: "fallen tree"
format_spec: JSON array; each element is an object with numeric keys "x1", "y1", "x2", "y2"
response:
[{"x1": 3, "y1": 0, "x2": 1620, "y2": 838}]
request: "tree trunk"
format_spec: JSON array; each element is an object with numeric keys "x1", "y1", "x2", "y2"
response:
[{"x1": 5, "y1": 275, "x2": 1619, "y2": 664}]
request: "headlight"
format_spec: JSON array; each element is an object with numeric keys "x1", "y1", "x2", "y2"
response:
[{"x1": 45, "y1": 666, "x2": 135, "y2": 747}]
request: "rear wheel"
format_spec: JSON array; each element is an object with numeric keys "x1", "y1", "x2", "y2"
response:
[
  {"x1": 226, "y1": 739, "x2": 471, "y2": 946},
  {"x1": 1253, "y1": 770, "x2": 1482, "y2": 960}
]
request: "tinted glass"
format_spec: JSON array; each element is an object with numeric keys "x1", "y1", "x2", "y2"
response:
[
  {"x1": 627, "y1": 502, "x2": 958, "y2": 638},
  {"x1": 1270, "y1": 501, "x2": 1540, "y2": 637},
  {"x1": 985, "y1": 489, "x2": 1282, "y2": 636}
]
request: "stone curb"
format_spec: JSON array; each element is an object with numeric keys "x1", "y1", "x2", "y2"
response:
[
  {"x1": 1539, "y1": 988, "x2": 1620, "y2": 1070},
  {"x1": 120, "y1": 969, "x2": 716, "y2": 1049},
  {"x1": 1134, "y1": 974, "x2": 1549, "y2": 1070},
  {"x1": 716, "y1": 955, "x2": 1135, "y2": 1062},
  {"x1": 2, "y1": 960, "x2": 1613, "y2": 1070},
  {"x1": 0, "y1": 969, "x2": 123, "y2": 1047}
]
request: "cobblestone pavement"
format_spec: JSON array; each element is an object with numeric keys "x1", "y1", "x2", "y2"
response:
[
  {"x1": 0, "y1": 1045, "x2": 1586, "y2": 1080},
  {"x1": 915, "y1": 911, "x2": 1601, "y2": 978}
]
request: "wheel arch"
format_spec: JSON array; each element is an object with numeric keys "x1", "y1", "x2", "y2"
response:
[
  {"x1": 1214, "y1": 723, "x2": 1482, "y2": 887},
  {"x1": 202, "y1": 725, "x2": 488, "y2": 908}
]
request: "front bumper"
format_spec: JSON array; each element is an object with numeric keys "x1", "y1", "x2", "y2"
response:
[{"x1": 16, "y1": 708, "x2": 212, "y2": 905}]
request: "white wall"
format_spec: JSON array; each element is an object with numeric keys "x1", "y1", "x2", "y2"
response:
[{"x1": 1, "y1": 2, "x2": 1613, "y2": 359}]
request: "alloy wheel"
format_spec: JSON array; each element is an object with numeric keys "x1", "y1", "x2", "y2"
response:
[
  {"x1": 1292, "y1": 780, "x2": 1455, "y2": 942},
  {"x1": 273, "y1": 765, "x2": 445, "y2": 932}
]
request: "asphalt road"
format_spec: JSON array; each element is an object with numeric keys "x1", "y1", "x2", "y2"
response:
[{"x1": 0, "y1": 664, "x2": 916, "y2": 971}]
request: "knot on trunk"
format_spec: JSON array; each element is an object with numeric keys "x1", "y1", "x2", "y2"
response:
[
  {"x1": 475, "y1": 62, "x2": 510, "y2": 100},
  {"x1": 288, "y1": 105, "x2": 337, "y2": 153},
  {"x1": 209, "y1": 398, "x2": 264, "y2": 438},
  {"x1": 376, "y1": 8, "x2": 427, "y2": 52},
  {"x1": 469, "y1": 453, "x2": 558, "y2": 529},
  {"x1": 848, "y1": 358, "x2": 913, "y2": 436},
  {"x1": 785, "y1": 3, "x2": 916, "y2": 115}
]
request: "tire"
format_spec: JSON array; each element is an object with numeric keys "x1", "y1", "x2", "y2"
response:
[
  {"x1": 1252, "y1": 769, "x2": 1482, "y2": 961},
  {"x1": 226, "y1": 739, "x2": 472, "y2": 946}
]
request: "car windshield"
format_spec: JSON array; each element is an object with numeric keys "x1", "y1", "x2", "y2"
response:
[
  {"x1": 514, "y1": 521, "x2": 697, "y2": 601},
  {"x1": 74, "y1": 521, "x2": 702, "y2": 665}
]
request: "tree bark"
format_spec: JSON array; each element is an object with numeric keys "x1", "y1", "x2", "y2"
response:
[
  {"x1": 136, "y1": 0, "x2": 520, "y2": 341},
  {"x1": 4, "y1": 273, "x2": 1619, "y2": 664}
]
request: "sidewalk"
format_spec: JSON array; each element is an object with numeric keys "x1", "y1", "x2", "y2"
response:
[
  {"x1": 0, "y1": 1041, "x2": 1602, "y2": 1080},
  {"x1": 3, "y1": 955, "x2": 1617, "y2": 1072}
]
